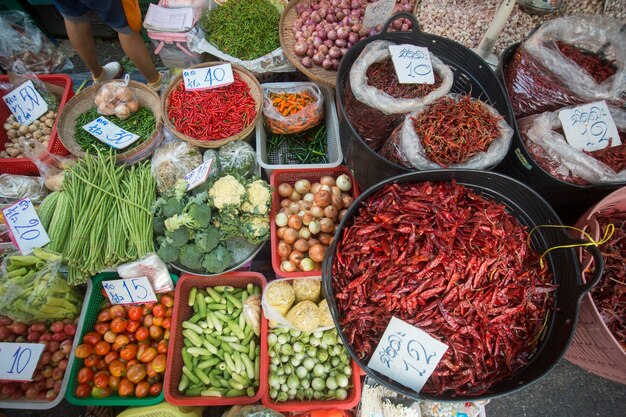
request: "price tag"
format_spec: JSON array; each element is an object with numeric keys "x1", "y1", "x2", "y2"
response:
[
  {"x1": 102, "y1": 277, "x2": 157, "y2": 305},
  {"x1": 367, "y1": 317, "x2": 448, "y2": 393},
  {"x1": 362, "y1": 0, "x2": 396, "y2": 29},
  {"x1": 82, "y1": 116, "x2": 141, "y2": 150},
  {"x1": 2, "y1": 80, "x2": 48, "y2": 126},
  {"x1": 2, "y1": 198, "x2": 50, "y2": 255},
  {"x1": 558, "y1": 101, "x2": 621, "y2": 152},
  {"x1": 184, "y1": 158, "x2": 214, "y2": 191},
  {"x1": 389, "y1": 45, "x2": 435, "y2": 84},
  {"x1": 183, "y1": 63, "x2": 234, "y2": 91},
  {"x1": 0, "y1": 343, "x2": 45, "y2": 381}
]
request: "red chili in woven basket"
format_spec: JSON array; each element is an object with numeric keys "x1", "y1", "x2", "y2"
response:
[
  {"x1": 167, "y1": 73, "x2": 256, "y2": 141},
  {"x1": 332, "y1": 181, "x2": 556, "y2": 396}
]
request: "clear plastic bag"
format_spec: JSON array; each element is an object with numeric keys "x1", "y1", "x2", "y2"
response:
[
  {"x1": 349, "y1": 40, "x2": 453, "y2": 115},
  {"x1": 117, "y1": 253, "x2": 174, "y2": 293},
  {"x1": 151, "y1": 130, "x2": 203, "y2": 193},
  {"x1": 262, "y1": 82, "x2": 324, "y2": 135},
  {"x1": 242, "y1": 293, "x2": 261, "y2": 337},
  {"x1": 390, "y1": 96, "x2": 513, "y2": 170},
  {"x1": 95, "y1": 79, "x2": 139, "y2": 120},
  {"x1": 519, "y1": 105, "x2": 626, "y2": 185},
  {"x1": 0, "y1": 174, "x2": 48, "y2": 204},
  {"x1": 23, "y1": 140, "x2": 76, "y2": 191},
  {"x1": 223, "y1": 406, "x2": 285, "y2": 417},
  {"x1": 505, "y1": 15, "x2": 626, "y2": 118},
  {"x1": 0, "y1": 11, "x2": 73, "y2": 74}
]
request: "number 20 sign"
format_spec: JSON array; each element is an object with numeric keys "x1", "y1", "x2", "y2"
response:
[
  {"x1": 0, "y1": 343, "x2": 46, "y2": 381},
  {"x1": 2, "y1": 198, "x2": 50, "y2": 255}
]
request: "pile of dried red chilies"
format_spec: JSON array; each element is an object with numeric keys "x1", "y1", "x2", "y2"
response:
[
  {"x1": 590, "y1": 212, "x2": 626, "y2": 349},
  {"x1": 366, "y1": 58, "x2": 444, "y2": 99},
  {"x1": 555, "y1": 41, "x2": 617, "y2": 84},
  {"x1": 332, "y1": 181, "x2": 556, "y2": 396},
  {"x1": 412, "y1": 96, "x2": 501, "y2": 167},
  {"x1": 167, "y1": 73, "x2": 257, "y2": 141},
  {"x1": 584, "y1": 132, "x2": 626, "y2": 174}
]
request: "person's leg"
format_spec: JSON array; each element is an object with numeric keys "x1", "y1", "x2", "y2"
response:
[
  {"x1": 117, "y1": 31, "x2": 160, "y2": 84},
  {"x1": 63, "y1": 19, "x2": 103, "y2": 78}
]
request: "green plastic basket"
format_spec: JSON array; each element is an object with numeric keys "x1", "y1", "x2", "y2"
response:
[{"x1": 65, "y1": 271, "x2": 179, "y2": 406}]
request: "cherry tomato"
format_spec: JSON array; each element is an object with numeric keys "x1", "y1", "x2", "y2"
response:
[
  {"x1": 75, "y1": 383, "x2": 91, "y2": 398},
  {"x1": 77, "y1": 367, "x2": 94, "y2": 384},
  {"x1": 104, "y1": 351, "x2": 119, "y2": 365},
  {"x1": 150, "y1": 354, "x2": 166, "y2": 373},
  {"x1": 157, "y1": 340, "x2": 168, "y2": 354},
  {"x1": 93, "y1": 371, "x2": 110, "y2": 389},
  {"x1": 84, "y1": 354, "x2": 99, "y2": 368},
  {"x1": 128, "y1": 306, "x2": 143, "y2": 322},
  {"x1": 108, "y1": 375, "x2": 121, "y2": 392},
  {"x1": 152, "y1": 304, "x2": 166, "y2": 318},
  {"x1": 75, "y1": 344, "x2": 93, "y2": 359},
  {"x1": 135, "y1": 381, "x2": 150, "y2": 398},
  {"x1": 113, "y1": 334, "x2": 130, "y2": 351},
  {"x1": 110, "y1": 318, "x2": 128, "y2": 334},
  {"x1": 149, "y1": 382, "x2": 163, "y2": 396},
  {"x1": 152, "y1": 317, "x2": 163, "y2": 327},
  {"x1": 139, "y1": 347, "x2": 157, "y2": 363},
  {"x1": 83, "y1": 332, "x2": 102, "y2": 346},
  {"x1": 135, "y1": 327, "x2": 149, "y2": 342},
  {"x1": 91, "y1": 386, "x2": 111, "y2": 398},
  {"x1": 126, "y1": 320, "x2": 140, "y2": 333},
  {"x1": 120, "y1": 344, "x2": 138, "y2": 361},
  {"x1": 108, "y1": 360, "x2": 126, "y2": 378},
  {"x1": 94, "y1": 323, "x2": 110, "y2": 335},
  {"x1": 97, "y1": 310, "x2": 111, "y2": 323},
  {"x1": 119, "y1": 378, "x2": 134, "y2": 397},
  {"x1": 94, "y1": 341, "x2": 111, "y2": 356}
]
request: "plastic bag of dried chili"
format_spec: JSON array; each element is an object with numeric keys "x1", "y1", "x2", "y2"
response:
[
  {"x1": 504, "y1": 15, "x2": 626, "y2": 118},
  {"x1": 518, "y1": 105, "x2": 626, "y2": 185}
]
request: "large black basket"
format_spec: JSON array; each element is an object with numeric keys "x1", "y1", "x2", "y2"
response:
[
  {"x1": 335, "y1": 13, "x2": 515, "y2": 190},
  {"x1": 322, "y1": 170, "x2": 603, "y2": 402}
]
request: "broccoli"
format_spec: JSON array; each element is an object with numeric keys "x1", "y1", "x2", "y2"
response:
[
  {"x1": 153, "y1": 217, "x2": 165, "y2": 235},
  {"x1": 240, "y1": 215, "x2": 270, "y2": 244},
  {"x1": 179, "y1": 244, "x2": 204, "y2": 270},
  {"x1": 196, "y1": 226, "x2": 220, "y2": 254},
  {"x1": 241, "y1": 179, "x2": 271, "y2": 215},
  {"x1": 165, "y1": 227, "x2": 191, "y2": 247},
  {"x1": 157, "y1": 242, "x2": 180, "y2": 263},
  {"x1": 214, "y1": 210, "x2": 240, "y2": 241},
  {"x1": 202, "y1": 244, "x2": 233, "y2": 273},
  {"x1": 172, "y1": 179, "x2": 189, "y2": 201},
  {"x1": 164, "y1": 204, "x2": 212, "y2": 232},
  {"x1": 162, "y1": 197, "x2": 185, "y2": 218}
]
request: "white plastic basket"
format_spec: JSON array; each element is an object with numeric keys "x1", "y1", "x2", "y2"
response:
[
  {"x1": 0, "y1": 283, "x2": 90, "y2": 409},
  {"x1": 256, "y1": 82, "x2": 343, "y2": 176}
]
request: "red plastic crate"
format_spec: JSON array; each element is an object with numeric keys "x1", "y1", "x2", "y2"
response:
[
  {"x1": 0, "y1": 74, "x2": 73, "y2": 176},
  {"x1": 164, "y1": 272, "x2": 268, "y2": 406},
  {"x1": 269, "y1": 166, "x2": 360, "y2": 278},
  {"x1": 260, "y1": 345, "x2": 362, "y2": 412}
]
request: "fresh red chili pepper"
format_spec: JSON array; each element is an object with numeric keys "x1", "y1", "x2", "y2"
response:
[{"x1": 332, "y1": 181, "x2": 556, "y2": 396}]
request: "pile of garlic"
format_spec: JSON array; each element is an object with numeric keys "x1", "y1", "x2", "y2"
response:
[{"x1": 1, "y1": 111, "x2": 56, "y2": 158}]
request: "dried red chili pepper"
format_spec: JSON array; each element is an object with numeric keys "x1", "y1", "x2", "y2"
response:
[
  {"x1": 366, "y1": 58, "x2": 443, "y2": 99},
  {"x1": 555, "y1": 41, "x2": 617, "y2": 84},
  {"x1": 332, "y1": 181, "x2": 556, "y2": 396}
]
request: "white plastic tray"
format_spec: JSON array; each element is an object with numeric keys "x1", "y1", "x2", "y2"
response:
[{"x1": 256, "y1": 82, "x2": 343, "y2": 176}]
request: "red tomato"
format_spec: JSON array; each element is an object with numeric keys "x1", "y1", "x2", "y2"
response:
[
  {"x1": 139, "y1": 347, "x2": 157, "y2": 363},
  {"x1": 97, "y1": 310, "x2": 112, "y2": 323},
  {"x1": 135, "y1": 327, "x2": 149, "y2": 342},
  {"x1": 128, "y1": 306, "x2": 143, "y2": 321},
  {"x1": 77, "y1": 367, "x2": 94, "y2": 384},
  {"x1": 127, "y1": 364, "x2": 146, "y2": 384},
  {"x1": 143, "y1": 314, "x2": 153, "y2": 328},
  {"x1": 93, "y1": 371, "x2": 110, "y2": 389},
  {"x1": 108, "y1": 360, "x2": 126, "y2": 378},
  {"x1": 96, "y1": 359, "x2": 108, "y2": 371},
  {"x1": 165, "y1": 308, "x2": 173, "y2": 318},
  {"x1": 103, "y1": 330, "x2": 117, "y2": 344},
  {"x1": 126, "y1": 320, "x2": 140, "y2": 333},
  {"x1": 94, "y1": 341, "x2": 111, "y2": 356},
  {"x1": 119, "y1": 378, "x2": 134, "y2": 397},
  {"x1": 84, "y1": 354, "x2": 99, "y2": 368},
  {"x1": 75, "y1": 344, "x2": 93, "y2": 359},
  {"x1": 150, "y1": 354, "x2": 166, "y2": 373},
  {"x1": 91, "y1": 386, "x2": 111, "y2": 398},
  {"x1": 120, "y1": 344, "x2": 138, "y2": 361},
  {"x1": 82, "y1": 332, "x2": 102, "y2": 346},
  {"x1": 149, "y1": 325, "x2": 163, "y2": 341},
  {"x1": 149, "y1": 382, "x2": 163, "y2": 396},
  {"x1": 126, "y1": 359, "x2": 139, "y2": 368},
  {"x1": 74, "y1": 383, "x2": 91, "y2": 398},
  {"x1": 94, "y1": 323, "x2": 110, "y2": 335},
  {"x1": 159, "y1": 295, "x2": 174, "y2": 308},
  {"x1": 110, "y1": 318, "x2": 127, "y2": 334},
  {"x1": 135, "y1": 381, "x2": 150, "y2": 398},
  {"x1": 113, "y1": 334, "x2": 130, "y2": 352},
  {"x1": 109, "y1": 305, "x2": 126, "y2": 319},
  {"x1": 108, "y1": 375, "x2": 120, "y2": 392},
  {"x1": 162, "y1": 318, "x2": 171, "y2": 330},
  {"x1": 152, "y1": 317, "x2": 163, "y2": 327},
  {"x1": 152, "y1": 304, "x2": 166, "y2": 318},
  {"x1": 104, "y1": 351, "x2": 119, "y2": 365},
  {"x1": 157, "y1": 340, "x2": 168, "y2": 354}
]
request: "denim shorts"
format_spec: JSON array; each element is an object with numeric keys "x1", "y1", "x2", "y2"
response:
[{"x1": 53, "y1": 0, "x2": 132, "y2": 33}]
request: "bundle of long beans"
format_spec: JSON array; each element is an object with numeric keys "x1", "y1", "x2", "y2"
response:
[{"x1": 42, "y1": 150, "x2": 155, "y2": 285}]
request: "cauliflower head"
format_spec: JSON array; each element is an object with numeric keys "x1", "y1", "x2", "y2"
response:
[
  {"x1": 241, "y1": 215, "x2": 270, "y2": 244},
  {"x1": 208, "y1": 175, "x2": 246, "y2": 210},
  {"x1": 241, "y1": 179, "x2": 271, "y2": 215}
]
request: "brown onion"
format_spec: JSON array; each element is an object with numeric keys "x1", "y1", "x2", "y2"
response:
[
  {"x1": 284, "y1": 228, "x2": 298, "y2": 244},
  {"x1": 314, "y1": 190, "x2": 332, "y2": 207},
  {"x1": 308, "y1": 244, "x2": 326, "y2": 263},
  {"x1": 320, "y1": 218, "x2": 334, "y2": 233},
  {"x1": 277, "y1": 241, "x2": 291, "y2": 259},
  {"x1": 289, "y1": 250, "x2": 304, "y2": 266},
  {"x1": 277, "y1": 226, "x2": 287, "y2": 239},
  {"x1": 278, "y1": 183, "x2": 293, "y2": 198},
  {"x1": 323, "y1": 205, "x2": 338, "y2": 219},
  {"x1": 288, "y1": 215, "x2": 303, "y2": 230},
  {"x1": 342, "y1": 194, "x2": 354, "y2": 208},
  {"x1": 318, "y1": 233, "x2": 333, "y2": 246},
  {"x1": 294, "y1": 239, "x2": 309, "y2": 253}
]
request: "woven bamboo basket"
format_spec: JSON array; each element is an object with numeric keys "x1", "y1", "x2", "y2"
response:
[
  {"x1": 162, "y1": 62, "x2": 263, "y2": 149},
  {"x1": 56, "y1": 80, "x2": 163, "y2": 164}
]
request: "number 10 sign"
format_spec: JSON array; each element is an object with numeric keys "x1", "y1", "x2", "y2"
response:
[{"x1": 0, "y1": 343, "x2": 46, "y2": 381}]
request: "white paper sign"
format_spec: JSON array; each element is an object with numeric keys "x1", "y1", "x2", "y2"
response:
[
  {"x1": 183, "y1": 63, "x2": 234, "y2": 91},
  {"x1": 368, "y1": 317, "x2": 448, "y2": 393},
  {"x1": 558, "y1": 101, "x2": 621, "y2": 152},
  {"x1": 184, "y1": 158, "x2": 214, "y2": 191},
  {"x1": 102, "y1": 277, "x2": 157, "y2": 305},
  {"x1": 82, "y1": 116, "x2": 141, "y2": 150},
  {"x1": 389, "y1": 45, "x2": 435, "y2": 85},
  {"x1": 2, "y1": 198, "x2": 50, "y2": 255},
  {"x1": 0, "y1": 343, "x2": 45, "y2": 381},
  {"x1": 2, "y1": 80, "x2": 48, "y2": 126},
  {"x1": 363, "y1": 0, "x2": 396, "y2": 29}
]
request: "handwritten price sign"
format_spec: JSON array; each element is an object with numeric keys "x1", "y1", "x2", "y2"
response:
[
  {"x1": 2, "y1": 198, "x2": 50, "y2": 255},
  {"x1": 82, "y1": 116, "x2": 141, "y2": 150},
  {"x1": 183, "y1": 63, "x2": 234, "y2": 91},
  {"x1": 362, "y1": 0, "x2": 395, "y2": 29},
  {"x1": 2, "y1": 80, "x2": 48, "y2": 126},
  {"x1": 184, "y1": 158, "x2": 214, "y2": 191},
  {"x1": 389, "y1": 45, "x2": 435, "y2": 85},
  {"x1": 0, "y1": 343, "x2": 45, "y2": 381},
  {"x1": 558, "y1": 101, "x2": 621, "y2": 152},
  {"x1": 102, "y1": 277, "x2": 157, "y2": 305},
  {"x1": 368, "y1": 317, "x2": 448, "y2": 393}
]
